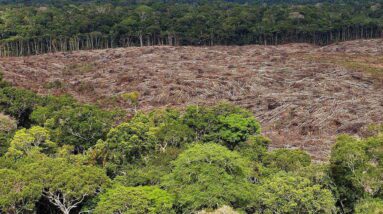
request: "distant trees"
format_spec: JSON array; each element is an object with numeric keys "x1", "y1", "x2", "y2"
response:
[{"x1": 0, "y1": 0, "x2": 382, "y2": 56}]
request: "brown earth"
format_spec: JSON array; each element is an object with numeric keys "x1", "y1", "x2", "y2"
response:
[{"x1": 1, "y1": 39, "x2": 383, "y2": 160}]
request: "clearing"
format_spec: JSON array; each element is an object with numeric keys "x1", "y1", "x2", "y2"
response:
[{"x1": 1, "y1": 39, "x2": 383, "y2": 160}]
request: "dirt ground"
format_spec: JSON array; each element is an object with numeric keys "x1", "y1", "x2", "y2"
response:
[{"x1": 1, "y1": 39, "x2": 383, "y2": 160}]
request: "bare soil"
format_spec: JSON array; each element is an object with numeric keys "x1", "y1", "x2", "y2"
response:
[{"x1": 1, "y1": 39, "x2": 383, "y2": 160}]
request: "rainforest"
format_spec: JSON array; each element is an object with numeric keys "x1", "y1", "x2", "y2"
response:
[{"x1": 0, "y1": 0, "x2": 383, "y2": 214}]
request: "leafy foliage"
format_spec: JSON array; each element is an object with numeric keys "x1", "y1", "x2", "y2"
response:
[
  {"x1": 92, "y1": 113, "x2": 158, "y2": 167},
  {"x1": 263, "y1": 148, "x2": 312, "y2": 172},
  {"x1": 94, "y1": 185, "x2": 174, "y2": 214},
  {"x1": 164, "y1": 143, "x2": 254, "y2": 212},
  {"x1": 1, "y1": 76, "x2": 383, "y2": 214},
  {"x1": 330, "y1": 134, "x2": 383, "y2": 212},
  {"x1": 355, "y1": 198, "x2": 383, "y2": 214},
  {"x1": 6, "y1": 126, "x2": 57, "y2": 158},
  {"x1": 235, "y1": 135, "x2": 270, "y2": 162},
  {"x1": 0, "y1": 87, "x2": 41, "y2": 126},
  {"x1": 43, "y1": 105, "x2": 118, "y2": 151},
  {"x1": 0, "y1": 113, "x2": 17, "y2": 156},
  {"x1": 184, "y1": 103, "x2": 261, "y2": 149},
  {"x1": 251, "y1": 172, "x2": 336, "y2": 213},
  {"x1": 0, "y1": 168, "x2": 42, "y2": 213},
  {"x1": 23, "y1": 157, "x2": 110, "y2": 214},
  {"x1": 0, "y1": 1, "x2": 382, "y2": 56}
]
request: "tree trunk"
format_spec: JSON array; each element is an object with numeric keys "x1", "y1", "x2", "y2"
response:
[{"x1": 139, "y1": 34, "x2": 143, "y2": 47}]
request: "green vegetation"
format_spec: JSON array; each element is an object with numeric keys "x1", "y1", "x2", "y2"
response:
[
  {"x1": 0, "y1": 0, "x2": 382, "y2": 212},
  {"x1": 305, "y1": 55, "x2": 383, "y2": 79},
  {"x1": 252, "y1": 173, "x2": 336, "y2": 213},
  {"x1": 0, "y1": 72, "x2": 383, "y2": 214},
  {"x1": 0, "y1": 0, "x2": 382, "y2": 56},
  {"x1": 94, "y1": 185, "x2": 174, "y2": 214},
  {"x1": 163, "y1": 143, "x2": 253, "y2": 212},
  {"x1": 355, "y1": 198, "x2": 383, "y2": 214}
]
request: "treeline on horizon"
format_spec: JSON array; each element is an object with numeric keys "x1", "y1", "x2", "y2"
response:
[
  {"x1": 0, "y1": 0, "x2": 382, "y2": 56},
  {"x1": 0, "y1": 0, "x2": 355, "y2": 5}
]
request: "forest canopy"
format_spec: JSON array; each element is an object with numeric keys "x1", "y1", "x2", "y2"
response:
[
  {"x1": 1, "y1": 72, "x2": 383, "y2": 213},
  {"x1": 0, "y1": 0, "x2": 382, "y2": 56}
]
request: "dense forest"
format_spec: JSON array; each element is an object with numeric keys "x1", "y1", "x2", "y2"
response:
[
  {"x1": 1, "y1": 66, "x2": 383, "y2": 213},
  {"x1": 1, "y1": 0, "x2": 383, "y2": 213},
  {"x1": 0, "y1": 0, "x2": 382, "y2": 56}
]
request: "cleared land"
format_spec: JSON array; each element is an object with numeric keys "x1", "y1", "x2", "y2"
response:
[{"x1": 1, "y1": 39, "x2": 383, "y2": 160}]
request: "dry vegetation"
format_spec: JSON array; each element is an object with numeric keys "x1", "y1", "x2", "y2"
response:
[{"x1": 1, "y1": 39, "x2": 383, "y2": 160}]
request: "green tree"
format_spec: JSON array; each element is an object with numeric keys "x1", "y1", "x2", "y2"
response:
[
  {"x1": 183, "y1": 103, "x2": 261, "y2": 150},
  {"x1": 6, "y1": 126, "x2": 57, "y2": 158},
  {"x1": 135, "y1": 5, "x2": 154, "y2": 47},
  {"x1": 91, "y1": 113, "x2": 157, "y2": 167},
  {"x1": 235, "y1": 135, "x2": 270, "y2": 162},
  {"x1": 28, "y1": 158, "x2": 110, "y2": 214},
  {"x1": 355, "y1": 198, "x2": 383, "y2": 214},
  {"x1": 329, "y1": 134, "x2": 378, "y2": 212},
  {"x1": 150, "y1": 108, "x2": 195, "y2": 152},
  {"x1": 164, "y1": 143, "x2": 253, "y2": 212},
  {"x1": 0, "y1": 113, "x2": 17, "y2": 156},
  {"x1": 263, "y1": 148, "x2": 311, "y2": 172},
  {"x1": 44, "y1": 105, "x2": 117, "y2": 151},
  {"x1": 94, "y1": 185, "x2": 174, "y2": 214},
  {"x1": 252, "y1": 172, "x2": 336, "y2": 213},
  {"x1": 114, "y1": 147, "x2": 182, "y2": 187},
  {"x1": 295, "y1": 163, "x2": 337, "y2": 194},
  {"x1": 0, "y1": 168, "x2": 42, "y2": 214},
  {"x1": 30, "y1": 95, "x2": 77, "y2": 126},
  {"x1": 0, "y1": 87, "x2": 41, "y2": 127}
]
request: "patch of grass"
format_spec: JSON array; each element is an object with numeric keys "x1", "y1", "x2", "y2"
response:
[
  {"x1": 63, "y1": 63, "x2": 95, "y2": 75},
  {"x1": 340, "y1": 60, "x2": 383, "y2": 78},
  {"x1": 303, "y1": 54, "x2": 383, "y2": 79}
]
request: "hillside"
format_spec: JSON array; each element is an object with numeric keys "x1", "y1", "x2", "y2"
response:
[{"x1": 1, "y1": 39, "x2": 383, "y2": 160}]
